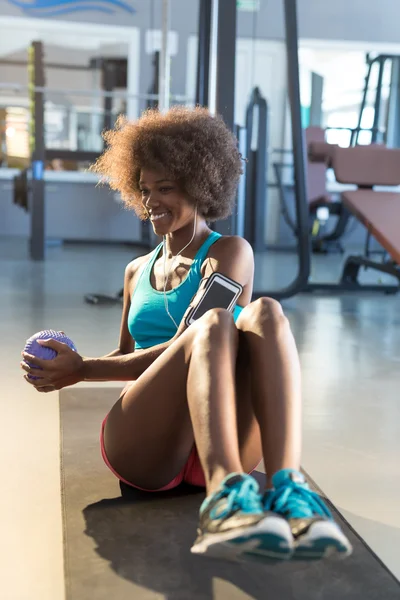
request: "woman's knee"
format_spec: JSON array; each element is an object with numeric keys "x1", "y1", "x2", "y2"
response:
[
  {"x1": 191, "y1": 308, "x2": 237, "y2": 345},
  {"x1": 237, "y1": 297, "x2": 289, "y2": 334}
]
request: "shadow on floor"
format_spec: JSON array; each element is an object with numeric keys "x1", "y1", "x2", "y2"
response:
[
  {"x1": 82, "y1": 483, "x2": 276, "y2": 599},
  {"x1": 81, "y1": 479, "x2": 400, "y2": 600}
]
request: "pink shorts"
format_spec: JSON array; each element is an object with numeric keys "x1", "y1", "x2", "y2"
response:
[
  {"x1": 100, "y1": 414, "x2": 206, "y2": 491},
  {"x1": 100, "y1": 414, "x2": 261, "y2": 492}
]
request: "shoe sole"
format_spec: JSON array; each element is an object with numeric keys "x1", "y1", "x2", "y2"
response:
[
  {"x1": 191, "y1": 516, "x2": 293, "y2": 562},
  {"x1": 294, "y1": 520, "x2": 353, "y2": 560}
]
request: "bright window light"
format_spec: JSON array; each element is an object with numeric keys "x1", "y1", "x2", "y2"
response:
[{"x1": 5, "y1": 126, "x2": 16, "y2": 138}]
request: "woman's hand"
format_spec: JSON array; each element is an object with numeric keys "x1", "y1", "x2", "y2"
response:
[{"x1": 20, "y1": 338, "x2": 85, "y2": 393}]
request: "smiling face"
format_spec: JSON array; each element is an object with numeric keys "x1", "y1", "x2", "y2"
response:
[{"x1": 139, "y1": 168, "x2": 197, "y2": 236}]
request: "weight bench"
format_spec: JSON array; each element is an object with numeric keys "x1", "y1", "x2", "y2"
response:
[
  {"x1": 274, "y1": 128, "x2": 350, "y2": 253},
  {"x1": 331, "y1": 145, "x2": 400, "y2": 291}
]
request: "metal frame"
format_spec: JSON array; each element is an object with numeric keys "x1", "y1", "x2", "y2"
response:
[
  {"x1": 158, "y1": 0, "x2": 171, "y2": 113},
  {"x1": 342, "y1": 255, "x2": 399, "y2": 285},
  {"x1": 254, "y1": 0, "x2": 311, "y2": 300},
  {"x1": 306, "y1": 229, "x2": 400, "y2": 294},
  {"x1": 273, "y1": 161, "x2": 348, "y2": 254},
  {"x1": 209, "y1": 0, "x2": 238, "y2": 236},
  {"x1": 355, "y1": 53, "x2": 400, "y2": 146},
  {"x1": 196, "y1": 0, "x2": 212, "y2": 106},
  {"x1": 325, "y1": 125, "x2": 383, "y2": 146},
  {"x1": 306, "y1": 255, "x2": 400, "y2": 294},
  {"x1": 45, "y1": 149, "x2": 100, "y2": 162},
  {"x1": 22, "y1": 0, "x2": 400, "y2": 296},
  {"x1": 0, "y1": 59, "x2": 92, "y2": 71},
  {"x1": 29, "y1": 41, "x2": 46, "y2": 261},
  {"x1": 306, "y1": 52, "x2": 400, "y2": 293},
  {"x1": 18, "y1": 42, "x2": 161, "y2": 262},
  {"x1": 102, "y1": 60, "x2": 116, "y2": 132},
  {"x1": 355, "y1": 56, "x2": 373, "y2": 145},
  {"x1": 244, "y1": 87, "x2": 269, "y2": 252},
  {"x1": 372, "y1": 56, "x2": 385, "y2": 144},
  {"x1": 254, "y1": 2, "x2": 399, "y2": 298}
]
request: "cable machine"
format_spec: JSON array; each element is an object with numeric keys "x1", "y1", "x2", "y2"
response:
[{"x1": 243, "y1": 87, "x2": 269, "y2": 252}]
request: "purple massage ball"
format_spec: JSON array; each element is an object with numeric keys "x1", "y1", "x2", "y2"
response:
[{"x1": 24, "y1": 329, "x2": 77, "y2": 380}]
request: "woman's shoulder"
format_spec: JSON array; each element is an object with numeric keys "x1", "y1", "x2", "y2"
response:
[
  {"x1": 200, "y1": 235, "x2": 254, "y2": 279},
  {"x1": 209, "y1": 235, "x2": 254, "y2": 261},
  {"x1": 125, "y1": 251, "x2": 154, "y2": 284}
]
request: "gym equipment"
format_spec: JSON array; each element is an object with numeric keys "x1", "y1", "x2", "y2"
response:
[
  {"x1": 29, "y1": 41, "x2": 46, "y2": 261},
  {"x1": 330, "y1": 145, "x2": 400, "y2": 291},
  {"x1": 355, "y1": 54, "x2": 398, "y2": 146},
  {"x1": 274, "y1": 127, "x2": 351, "y2": 254},
  {"x1": 243, "y1": 87, "x2": 269, "y2": 252},
  {"x1": 81, "y1": 0, "x2": 400, "y2": 302},
  {"x1": 304, "y1": 127, "x2": 351, "y2": 253},
  {"x1": 199, "y1": 0, "x2": 237, "y2": 237},
  {"x1": 8, "y1": 40, "x2": 161, "y2": 261},
  {"x1": 251, "y1": 0, "x2": 311, "y2": 300},
  {"x1": 255, "y1": 0, "x2": 400, "y2": 298},
  {"x1": 24, "y1": 329, "x2": 77, "y2": 379},
  {"x1": 291, "y1": 143, "x2": 400, "y2": 294},
  {"x1": 92, "y1": 57, "x2": 128, "y2": 132}
]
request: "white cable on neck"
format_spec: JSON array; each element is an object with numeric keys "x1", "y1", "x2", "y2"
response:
[{"x1": 163, "y1": 208, "x2": 198, "y2": 329}]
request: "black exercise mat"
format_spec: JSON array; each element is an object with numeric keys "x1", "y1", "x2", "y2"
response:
[{"x1": 60, "y1": 387, "x2": 400, "y2": 600}]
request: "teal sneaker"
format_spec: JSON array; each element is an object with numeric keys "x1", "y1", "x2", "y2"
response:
[
  {"x1": 190, "y1": 473, "x2": 293, "y2": 562},
  {"x1": 264, "y1": 469, "x2": 353, "y2": 560}
]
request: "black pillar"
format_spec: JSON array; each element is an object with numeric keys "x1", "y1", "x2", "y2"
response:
[
  {"x1": 196, "y1": 0, "x2": 212, "y2": 106},
  {"x1": 28, "y1": 41, "x2": 46, "y2": 261},
  {"x1": 282, "y1": 0, "x2": 310, "y2": 291},
  {"x1": 253, "y1": 0, "x2": 310, "y2": 298},
  {"x1": 215, "y1": 0, "x2": 236, "y2": 131},
  {"x1": 213, "y1": 0, "x2": 237, "y2": 235},
  {"x1": 244, "y1": 87, "x2": 268, "y2": 252}
]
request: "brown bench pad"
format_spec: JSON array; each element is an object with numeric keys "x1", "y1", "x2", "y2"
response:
[{"x1": 342, "y1": 190, "x2": 400, "y2": 264}]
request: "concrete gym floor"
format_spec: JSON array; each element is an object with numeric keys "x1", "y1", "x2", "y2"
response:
[{"x1": 1, "y1": 238, "x2": 399, "y2": 600}]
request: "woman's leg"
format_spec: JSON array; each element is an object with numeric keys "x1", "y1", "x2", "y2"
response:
[
  {"x1": 185, "y1": 309, "x2": 262, "y2": 493},
  {"x1": 104, "y1": 308, "x2": 261, "y2": 492},
  {"x1": 104, "y1": 306, "x2": 293, "y2": 560},
  {"x1": 185, "y1": 310, "x2": 291, "y2": 558},
  {"x1": 236, "y1": 297, "x2": 302, "y2": 487},
  {"x1": 236, "y1": 297, "x2": 352, "y2": 559}
]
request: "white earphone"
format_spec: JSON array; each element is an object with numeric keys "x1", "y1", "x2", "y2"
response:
[{"x1": 162, "y1": 206, "x2": 198, "y2": 329}]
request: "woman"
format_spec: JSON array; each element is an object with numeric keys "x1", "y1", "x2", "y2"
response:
[{"x1": 21, "y1": 107, "x2": 351, "y2": 563}]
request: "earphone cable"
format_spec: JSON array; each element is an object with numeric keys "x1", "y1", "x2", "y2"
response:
[{"x1": 163, "y1": 208, "x2": 198, "y2": 329}]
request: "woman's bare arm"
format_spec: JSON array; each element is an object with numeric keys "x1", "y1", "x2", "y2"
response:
[
  {"x1": 82, "y1": 338, "x2": 177, "y2": 381},
  {"x1": 22, "y1": 236, "x2": 252, "y2": 387},
  {"x1": 81, "y1": 255, "x2": 188, "y2": 380},
  {"x1": 82, "y1": 236, "x2": 253, "y2": 381},
  {"x1": 100, "y1": 260, "x2": 138, "y2": 359},
  {"x1": 201, "y1": 235, "x2": 254, "y2": 305}
]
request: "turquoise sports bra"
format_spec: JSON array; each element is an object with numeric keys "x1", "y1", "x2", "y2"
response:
[{"x1": 128, "y1": 231, "x2": 244, "y2": 349}]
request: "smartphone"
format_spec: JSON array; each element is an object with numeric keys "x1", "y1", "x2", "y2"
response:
[{"x1": 184, "y1": 272, "x2": 243, "y2": 327}]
